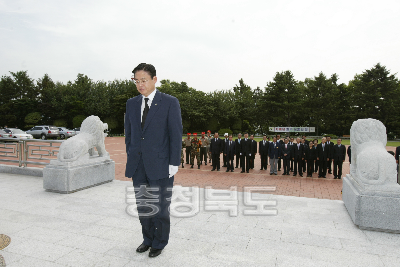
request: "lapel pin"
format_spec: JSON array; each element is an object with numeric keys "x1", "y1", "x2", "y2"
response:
[{"x1": 155, "y1": 104, "x2": 157, "y2": 106}]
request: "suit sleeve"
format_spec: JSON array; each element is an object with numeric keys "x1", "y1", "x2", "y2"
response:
[
  {"x1": 125, "y1": 100, "x2": 131, "y2": 154},
  {"x1": 168, "y1": 97, "x2": 183, "y2": 166}
]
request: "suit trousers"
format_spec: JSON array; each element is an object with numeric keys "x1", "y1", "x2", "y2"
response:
[
  {"x1": 223, "y1": 153, "x2": 227, "y2": 167},
  {"x1": 200, "y1": 147, "x2": 207, "y2": 162},
  {"x1": 315, "y1": 159, "x2": 319, "y2": 172},
  {"x1": 132, "y1": 157, "x2": 174, "y2": 250},
  {"x1": 319, "y1": 158, "x2": 327, "y2": 177},
  {"x1": 270, "y1": 157, "x2": 278, "y2": 174},
  {"x1": 241, "y1": 155, "x2": 250, "y2": 172},
  {"x1": 327, "y1": 159, "x2": 332, "y2": 173},
  {"x1": 290, "y1": 159, "x2": 294, "y2": 171},
  {"x1": 227, "y1": 156, "x2": 234, "y2": 171},
  {"x1": 282, "y1": 158, "x2": 290, "y2": 174},
  {"x1": 235, "y1": 153, "x2": 241, "y2": 168},
  {"x1": 293, "y1": 156, "x2": 303, "y2": 175},
  {"x1": 261, "y1": 154, "x2": 268, "y2": 170},
  {"x1": 185, "y1": 146, "x2": 191, "y2": 163},
  {"x1": 277, "y1": 158, "x2": 281, "y2": 170},
  {"x1": 334, "y1": 160, "x2": 343, "y2": 178},
  {"x1": 307, "y1": 161, "x2": 314, "y2": 176},
  {"x1": 212, "y1": 153, "x2": 220, "y2": 170}
]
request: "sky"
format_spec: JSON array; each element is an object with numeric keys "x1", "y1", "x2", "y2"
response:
[{"x1": 1, "y1": 0, "x2": 400, "y2": 93}]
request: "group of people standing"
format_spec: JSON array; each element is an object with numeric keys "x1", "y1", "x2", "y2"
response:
[{"x1": 182, "y1": 133, "x2": 348, "y2": 179}]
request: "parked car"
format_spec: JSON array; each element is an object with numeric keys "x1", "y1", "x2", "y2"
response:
[
  {"x1": 58, "y1": 127, "x2": 76, "y2": 139},
  {"x1": 5, "y1": 128, "x2": 34, "y2": 140},
  {"x1": 26, "y1": 125, "x2": 60, "y2": 140},
  {"x1": 74, "y1": 127, "x2": 81, "y2": 134},
  {"x1": 0, "y1": 129, "x2": 12, "y2": 139}
]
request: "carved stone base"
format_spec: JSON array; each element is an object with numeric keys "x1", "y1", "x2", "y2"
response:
[
  {"x1": 43, "y1": 158, "x2": 115, "y2": 194},
  {"x1": 343, "y1": 174, "x2": 400, "y2": 233}
]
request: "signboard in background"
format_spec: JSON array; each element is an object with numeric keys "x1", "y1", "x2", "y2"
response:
[{"x1": 270, "y1": 127, "x2": 315, "y2": 133}]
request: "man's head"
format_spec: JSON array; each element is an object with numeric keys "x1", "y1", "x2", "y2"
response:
[
  {"x1": 322, "y1": 137, "x2": 326, "y2": 143},
  {"x1": 201, "y1": 132, "x2": 205, "y2": 138},
  {"x1": 337, "y1": 138, "x2": 342, "y2": 145},
  {"x1": 290, "y1": 137, "x2": 294, "y2": 143},
  {"x1": 229, "y1": 135, "x2": 233, "y2": 141},
  {"x1": 187, "y1": 133, "x2": 191, "y2": 139},
  {"x1": 314, "y1": 139, "x2": 318, "y2": 145},
  {"x1": 284, "y1": 138, "x2": 288, "y2": 144},
  {"x1": 214, "y1": 132, "x2": 219, "y2": 138},
  {"x1": 302, "y1": 135, "x2": 306, "y2": 139},
  {"x1": 267, "y1": 136, "x2": 270, "y2": 141},
  {"x1": 309, "y1": 142, "x2": 313, "y2": 148},
  {"x1": 132, "y1": 63, "x2": 157, "y2": 97},
  {"x1": 273, "y1": 136, "x2": 277, "y2": 142},
  {"x1": 207, "y1": 130, "x2": 211, "y2": 136},
  {"x1": 224, "y1": 133, "x2": 228, "y2": 139},
  {"x1": 301, "y1": 138, "x2": 305, "y2": 144},
  {"x1": 250, "y1": 134, "x2": 254, "y2": 140},
  {"x1": 244, "y1": 132, "x2": 248, "y2": 139},
  {"x1": 238, "y1": 133, "x2": 242, "y2": 139},
  {"x1": 193, "y1": 133, "x2": 198, "y2": 140},
  {"x1": 327, "y1": 136, "x2": 331, "y2": 142},
  {"x1": 296, "y1": 137, "x2": 300, "y2": 143},
  {"x1": 276, "y1": 134, "x2": 281, "y2": 140},
  {"x1": 263, "y1": 135, "x2": 267, "y2": 140}
]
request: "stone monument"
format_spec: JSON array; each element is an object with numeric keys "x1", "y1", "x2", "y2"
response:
[
  {"x1": 43, "y1": 116, "x2": 115, "y2": 193},
  {"x1": 343, "y1": 118, "x2": 400, "y2": 232}
]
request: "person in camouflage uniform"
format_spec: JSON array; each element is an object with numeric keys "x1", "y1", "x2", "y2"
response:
[
  {"x1": 190, "y1": 133, "x2": 202, "y2": 169},
  {"x1": 181, "y1": 140, "x2": 185, "y2": 168},
  {"x1": 206, "y1": 130, "x2": 212, "y2": 163},
  {"x1": 199, "y1": 132, "x2": 209, "y2": 165}
]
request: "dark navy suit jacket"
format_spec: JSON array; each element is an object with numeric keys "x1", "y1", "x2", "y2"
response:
[
  {"x1": 125, "y1": 90, "x2": 182, "y2": 180},
  {"x1": 268, "y1": 142, "x2": 281, "y2": 158}
]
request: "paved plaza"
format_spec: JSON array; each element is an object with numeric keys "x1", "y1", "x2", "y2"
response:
[{"x1": 1, "y1": 137, "x2": 400, "y2": 266}]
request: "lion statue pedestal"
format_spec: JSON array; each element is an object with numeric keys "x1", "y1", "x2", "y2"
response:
[
  {"x1": 43, "y1": 116, "x2": 115, "y2": 193},
  {"x1": 343, "y1": 118, "x2": 400, "y2": 232}
]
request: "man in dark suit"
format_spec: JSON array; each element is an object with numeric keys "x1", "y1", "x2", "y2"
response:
[
  {"x1": 125, "y1": 63, "x2": 182, "y2": 258},
  {"x1": 249, "y1": 134, "x2": 257, "y2": 169},
  {"x1": 347, "y1": 145, "x2": 352, "y2": 164},
  {"x1": 305, "y1": 141, "x2": 316, "y2": 177},
  {"x1": 280, "y1": 138, "x2": 291, "y2": 175},
  {"x1": 235, "y1": 133, "x2": 242, "y2": 168},
  {"x1": 268, "y1": 136, "x2": 281, "y2": 175},
  {"x1": 332, "y1": 138, "x2": 346, "y2": 179},
  {"x1": 224, "y1": 135, "x2": 236, "y2": 172},
  {"x1": 292, "y1": 137, "x2": 304, "y2": 177},
  {"x1": 241, "y1": 132, "x2": 251, "y2": 173},
  {"x1": 210, "y1": 132, "x2": 223, "y2": 171},
  {"x1": 326, "y1": 136, "x2": 335, "y2": 174},
  {"x1": 276, "y1": 134, "x2": 284, "y2": 171},
  {"x1": 222, "y1": 133, "x2": 229, "y2": 167},
  {"x1": 317, "y1": 137, "x2": 330, "y2": 178},
  {"x1": 289, "y1": 137, "x2": 294, "y2": 172},
  {"x1": 259, "y1": 135, "x2": 269, "y2": 170}
]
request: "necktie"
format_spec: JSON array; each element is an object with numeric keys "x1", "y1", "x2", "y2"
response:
[
  {"x1": 323, "y1": 144, "x2": 325, "y2": 151},
  {"x1": 142, "y1": 98, "x2": 149, "y2": 129},
  {"x1": 238, "y1": 139, "x2": 240, "y2": 144}
]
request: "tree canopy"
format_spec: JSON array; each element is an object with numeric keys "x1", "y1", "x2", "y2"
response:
[{"x1": 1, "y1": 63, "x2": 399, "y2": 137}]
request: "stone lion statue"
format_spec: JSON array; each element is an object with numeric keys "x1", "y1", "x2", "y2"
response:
[
  {"x1": 57, "y1": 115, "x2": 109, "y2": 162},
  {"x1": 350, "y1": 118, "x2": 397, "y2": 185}
]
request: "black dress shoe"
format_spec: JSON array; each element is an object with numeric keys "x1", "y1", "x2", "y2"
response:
[
  {"x1": 260, "y1": 168, "x2": 263, "y2": 170},
  {"x1": 191, "y1": 165, "x2": 193, "y2": 168},
  {"x1": 205, "y1": 162, "x2": 207, "y2": 165},
  {"x1": 247, "y1": 171, "x2": 249, "y2": 173},
  {"x1": 198, "y1": 165, "x2": 200, "y2": 169},
  {"x1": 217, "y1": 169, "x2": 220, "y2": 171},
  {"x1": 241, "y1": 171, "x2": 245, "y2": 173},
  {"x1": 211, "y1": 169, "x2": 215, "y2": 171},
  {"x1": 226, "y1": 169, "x2": 229, "y2": 172},
  {"x1": 149, "y1": 248, "x2": 163, "y2": 257},
  {"x1": 136, "y1": 243, "x2": 150, "y2": 253},
  {"x1": 231, "y1": 170, "x2": 234, "y2": 172},
  {"x1": 293, "y1": 174, "x2": 296, "y2": 176},
  {"x1": 300, "y1": 174, "x2": 303, "y2": 177}
]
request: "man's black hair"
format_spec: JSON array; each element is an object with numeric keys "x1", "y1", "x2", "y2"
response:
[{"x1": 132, "y1": 63, "x2": 156, "y2": 78}]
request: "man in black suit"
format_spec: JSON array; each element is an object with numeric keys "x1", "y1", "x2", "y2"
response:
[
  {"x1": 210, "y1": 132, "x2": 223, "y2": 171},
  {"x1": 301, "y1": 138, "x2": 307, "y2": 172},
  {"x1": 347, "y1": 145, "x2": 351, "y2": 164},
  {"x1": 235, "y1": 133, "x2": 242, "y2": 168},
  {"x1": 222, "y1": 133, "x2": 229, "y2": 167},
  {"x1": 224, "y1": 135, "x2": 236, "y2": 172},
  {"x1": 302, "y1": 135, "x2": 309, "y2": 146},
  {"x1": 280, "y1": 138, "x2": 291, "y2": 175},
  {"x1": 326, "y1": 136, "x2": 334, "y2": 174},
  {"x1": 289, "y1": 137, "x2": 294, "y2": 172},
  {"x1": 292, "y1": 137, "x2": 304, "y2": 177},
  {"x1": 276, "y1": 134, "x2": 284, "y2": 171},
  {"x1": 259, "y1": 135, "x2": 269, "y2": 170},
  {"x1": 241, "y1": 132, "x2": 251, "y2": 173},
  {"x1": 305, "y1": 141, "x2": 316, "y2": 177},
  {"x1": 249, "y1": 134, "x2": 257, "y2": 169},
  {"x1": 332, "y1": 138, "x2": 346, "y2": 179},
  {"x1": 317, "y1": 137, "x2": 330, "y2": 178}
]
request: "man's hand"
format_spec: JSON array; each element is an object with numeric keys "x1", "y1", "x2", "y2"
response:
[
  {"x1": 169, "y1": 165, "x2": 178, "y2": 178},
  {"x1": 327, "y1": 158, "x2": 329, "y2": 161},
  {"x1": 317, "y1": 157, "x2": 319, "y2": 160}
]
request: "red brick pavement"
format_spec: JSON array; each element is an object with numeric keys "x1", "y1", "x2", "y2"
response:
[{"x1": 107, "y1": 138, "x2": 348, "y2": 200}]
